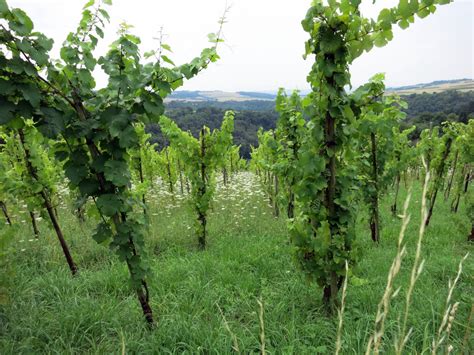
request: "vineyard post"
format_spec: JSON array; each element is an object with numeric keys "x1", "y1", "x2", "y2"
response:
[
  {"x1": 177, "y1": 158, "x2": 184, "y2": 194},
  {"x1": 272, "y1": 131, "x2": 279, "y2": 217},
  {"x1": 267, "y1": 172, "x2": 273, "y2": 207},
  {"x1": 18, "y1": 129, "x2": 77, "y2": 275},
  {"x1": 222, "y1": 166, "x2": 228, "y2": 186},
  {"x1": 402, "y1": 169, "x2": 408, "y2": 188},
  {"x1": 165, "y1": 148, "x2": 174, "y2": 194},
  {"x1": 426, "y1": 135, "x2": 453, "y2": 227},
  {"x1": 137, "y1": 155, "x2": 147, "y2": 215},
  {"x1": 451, "y1": 189, "x2": 462, "y2": 213},
  {"x1": 273, "y1": 173, "x2": 279, "y2": 217},
  {"x1": 370, "y1": 132, "x2": 380, "y2": 243},
  {"x1": 198, "y1": 127, "x2": 207, "y2": 250},
  {"x1": 391, "y1": 158, "x2": 401, "y2": 215},
  {"x1": 29, "y1": 211, "x2": 39, "y2": 237},
  {"x1": 0, "y1": 201, "x2": 12, "y2": 226},
  {"x1": 464, "y1": 171, "x2": 471, "y2": 193},
  {"x1": 185, "y1": 176, "x2": 190, "y2": 194},
  {"x1": 469, "y1": 193, "x2": 474, "y2": 242},
  {"x1": 444, "y1": 149, "x2": 458, "y2": 200}
]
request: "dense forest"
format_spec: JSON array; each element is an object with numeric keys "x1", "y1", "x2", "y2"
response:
[
  {"x1": 148, "y1": 106, "x2": 278, "y2": 158},
  {"x1": 152, "y1": 90, "x2": 474, "y2": 158}
]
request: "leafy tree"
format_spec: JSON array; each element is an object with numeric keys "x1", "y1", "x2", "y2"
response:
[
  {"x1": 291, "y1": 0, "x2": 453, "y2": 309},
  {"x1": 275, "y1": 88, "x2": 306, "y2": 219},
  {"x1": 156, "y1": 146, "x2": 178, "y2": 195},
  {"x1": 130, "y1": 123, "x2": 159, "y2": 214},
  {"x1": 0, "y1": 0, "x2": 223, "y2": 324},
  {"x1": 228, "y1": 145, "x2": 245, "y2": 178},
  {"x1": 0, "y1": 124, "x2": 75, "y2": 270},
  {"x1": 389, "y1": 125, "x2": 416, "y2": 215},
  {"x1": 160, "y1": 112, "x2": 234, "y2": 249},
  {"x1": 353, "y1": 74, "x2": 407, "y2": 242},
  {"x1": 251, "y1": 128, "x2": 280, "y2": 217},
  {"x1": 450, "y1": 119, "x2": 473, "y2": 213},
  {"x1": 0, "y1": 218, "x2": 16, "y2": 304},
  {"x1": 425, "y1": 122, "x2": 457, "y2": 226}
]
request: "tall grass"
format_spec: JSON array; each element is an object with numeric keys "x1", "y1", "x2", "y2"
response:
[
  {"x1": 0, "y1": 172, "x2": 471, "y2": 353},
  {"x1": 337, "y1": 162, "x2": 470, "y2": 354}
]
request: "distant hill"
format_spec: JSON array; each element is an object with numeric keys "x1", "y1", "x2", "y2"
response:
[
  {"x1": 157, "y1": 88, "x2": 474, "y2": 159},
  {"x1": 167, "y1": 90, "x2": 276, "y2": 102},
  {"x1": 387, "y1": 79, "x2": 474, "y2": 95},
  {"x1": 168, "y1": 79, "x2": 473, "y2": 103}
]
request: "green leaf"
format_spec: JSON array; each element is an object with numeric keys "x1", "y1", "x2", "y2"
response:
[
  {"x1": 350, "y1": 276, "x2": 369, "y2": 286},
  {"x1": 83, "y1": 0, "x2": 95, "y2": 9},
  {"x1": 20, "y1": 84, "x2": 41, "y2": 107},
  {"x1": 10, "y1": 8, "x2": 34, "y2": 36},
  {"x1": 96, "y1": 194, "x2": 122, "y2": 216},
  {"x1": 417, "y1": 7, "x2": 430, "y2": 18},
  {"x1": 0, "y1": 78, "x2": 15, "y2": 95},
  {"x1": 377, "y1": 8, "x2": 393, "y2": 23},
  {"x1": 398, "y1": 19, "x2": 410, "y2": 29},
  {"x1": 382, "y1": 29, "x2": 393, "y2": 42},
  {"x1": 8, "y1": 57, "x2": 34, "y2": 75},
  {"x1": 35, "y1": 33, "x2": 54, "y2": 51},
  {"x1": 95, "y1": 26, "x2": 104, "y2": 38},
  {"x1": 105, "y1": 109, "x2": 130, "y2": 138},
  {"x1": 93, "y1": 222, "x2": 112, "y2": 244},
  {"x1": 0, "y1": 98, "x2": 15, "y2": 124},
  {"x1": 161, "y1": 43, "x2": 172, "y2": 52},
  {"x1": 37, "y1": 107, "x2": 67, "y2": 138},
  {"x1": 144, "y1": 50, "x2": 156, "y2": 59},
  {"x1": 362, "y1": 37, "x2": 374, "y2": 52},
  {"x1": 340, "y1": 0, "x2": 352, "y2": 14},
  {"x1": 54, "y1": 149, "x2": 69, "y2": 162},
  {"x1": 143, "y1": 101, "x2": 164, "y2": 117},
  {"x1": 118, "y1": 126, "x2": 138, "y2": 148},
  {"x1": 0, "y1": 0, "x2": 9, "y2": 14},
  {"x1": 64, "y1": 160, "x2": 89, "y2": 185},
  {"x1": 91, "y1": 154, "x2": 108, "y2": 173},
  {"x1": 373, "y1": 33, "x2": 387, "y2": 48},
  {"x1": 31, "y1": 182, "x2": 43, "y2": 194},
  {"x1": 83, "y1": 53, "x2": 96, "y2": 70},
  {"x1": 207, "y1": 33, "x2": 218, "y2": 43},
  {"x1": 398, "y1": 0, "x2": 410, "y2": 17},
  {"x1": 79, "y1": 178, "x2": 100, "y2": 196},
  {"x1": 161, "y1": 55, "x2": 175, "y2": 66},
  {"x1": 104, "y1": 160, "x2": 130, "y2": 187},
  {"x1": 99, "y1": 8, "x2": 110, "y2": 22},
  {"x1": 77, "y1": 68, "x2": 95, "y2": 87},
  {"x1": 60, "y1": 46, "x2": 79, "y2": 63}
]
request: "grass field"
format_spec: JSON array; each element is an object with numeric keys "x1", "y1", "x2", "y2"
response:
[{"x1": 0, "y1": 172, "x2": 472, "y2": 354}]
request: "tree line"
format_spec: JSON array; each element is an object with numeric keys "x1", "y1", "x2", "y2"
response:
[{"x1": 157, "y1": 90, "x2": 474, "y2": 159}]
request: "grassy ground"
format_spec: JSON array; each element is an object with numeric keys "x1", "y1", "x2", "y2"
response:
[{"x1": 0, "y1": 172, "x2": 472, "y2": 354}]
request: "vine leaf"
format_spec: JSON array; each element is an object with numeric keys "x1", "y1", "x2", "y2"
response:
[{"x1": 104, "y1": 160, "x2": 131, "y2": 187}]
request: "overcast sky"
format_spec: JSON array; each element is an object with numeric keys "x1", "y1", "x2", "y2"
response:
[{"x1": 7, "y1": 0, "x2": 474, "y2": 92}]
